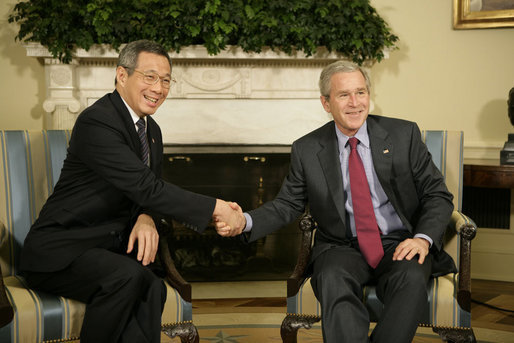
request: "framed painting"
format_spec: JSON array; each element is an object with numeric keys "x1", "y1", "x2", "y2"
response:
[{"x1": 453, "y1": 0, "x2": 514, "y2": 28}]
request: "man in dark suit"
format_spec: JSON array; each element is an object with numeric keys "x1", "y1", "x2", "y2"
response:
[
  {"x1": 216, "y1": 61, "x2": 455, "y2": 342},
  {"x1": 20, "y1": 40, "x2": 243, "y2": 343}
]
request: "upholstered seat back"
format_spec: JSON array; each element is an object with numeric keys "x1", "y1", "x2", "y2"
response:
[
  {"x1": 422, "y1": 130, "x2": 463, "y2": 265},
  {"x1": 0, "y1": 130, "x2": 70, "y2": 278}
]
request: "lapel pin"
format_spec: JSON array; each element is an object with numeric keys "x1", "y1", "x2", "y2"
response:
[
  {"x1": 383, "y1": 149, "x2": 389, "y2": 154},
  {"x1": 152, "y1": 138, "x2": 155, "y2": 144}
]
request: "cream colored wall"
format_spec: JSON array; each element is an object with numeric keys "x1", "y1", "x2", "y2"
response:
[
  {"x1": 0, "y1": 0, "x2": 46, "y2": 130},
  {"x1": 1, "y1": 0, "x2": 513, "y2": 154},
  {"x1": 371, "y1": 0, "x2": 514, "y2": 158}
]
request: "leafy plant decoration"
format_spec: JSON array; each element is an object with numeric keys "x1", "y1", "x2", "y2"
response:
[{"x1": 8, "y1": 0, "x2": 398, "y2": 64}]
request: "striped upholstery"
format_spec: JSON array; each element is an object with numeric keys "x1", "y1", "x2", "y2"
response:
[
  {"x1": 288, "y1": 271, "x2": 470, "y2": 327},
  {"x1": 1, "y1": 276, "x2": 84, "y2": 342},
  {"x1": 0, "y1": 277, "x2": 185, "y2": 342},
  {"x1": 422, "y1": 130, "x2": 463, "y2": 266},
  {"x1": 0, "y1": 130, "x2": 70, "y2": 278},
  {"x1": 286, "y1": 130, "x2": 472, "y2": 328},
  {"x1": 0, "y1": 130, "x2": 191, "y2": 342}
]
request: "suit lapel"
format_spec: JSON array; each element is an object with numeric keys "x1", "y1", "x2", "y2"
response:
[
  {"x1": 367, "y1": 117, "x2": 408, "y2": 224},
  {"x1": 367, "y1": 117, "x2": 393, "y2": 192},
  {"x1": 146, "y1": 116, "x2": 162, "y2": 174},
  {"x1": 111, "y1": 90, "x2": 141, "y2": 155},
  {"x1": 317, "y1": 123, "x2": 347, "y2": 223}
]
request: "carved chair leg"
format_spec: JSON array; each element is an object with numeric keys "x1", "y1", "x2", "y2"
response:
[
  {"x1": 432, "y1": 326, "x2": 476, "y2": 343},
  {"x1": 162, "y1": 321, "x2": 199, "y2": 343},
  {"x1": 280, "y1": 314, "x2": 321, "y2": 343}
]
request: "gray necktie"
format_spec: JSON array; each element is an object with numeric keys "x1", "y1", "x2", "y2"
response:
[{"x1": 136, "y1": 118, "x2": 149, "y2": 166}]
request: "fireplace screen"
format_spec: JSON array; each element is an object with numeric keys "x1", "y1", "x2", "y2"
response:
[{"x1": 161, "y1": 146, "x2": 301, "y2": 282}]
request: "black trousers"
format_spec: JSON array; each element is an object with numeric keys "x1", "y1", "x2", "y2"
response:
[
  {"x1": 311, "y1": 236, "x2": 432, "y2": 343},
  {"x1": 24, "y1": 247, "x2": 167, "y2": 343}
]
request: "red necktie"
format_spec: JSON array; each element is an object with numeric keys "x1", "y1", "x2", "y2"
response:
[{"x1": 348, "y1": 137, "x2": 384, "y2": 268}]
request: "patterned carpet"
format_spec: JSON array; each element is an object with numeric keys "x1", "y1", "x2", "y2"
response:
[{"x1": 160, "y1": 313, "x2": 514, "y2": 343}]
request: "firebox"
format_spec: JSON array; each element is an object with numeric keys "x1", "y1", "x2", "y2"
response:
[{"x1": 161, "y1": 145, "x2": 301, "y2": 282}]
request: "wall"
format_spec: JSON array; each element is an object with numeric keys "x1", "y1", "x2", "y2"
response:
[
  {"x1": 0, "y1": 0, "x2": 46, "y2": 130},
  {"x1": 370, "y1": 0, "x2": 513, "y2": 158}
]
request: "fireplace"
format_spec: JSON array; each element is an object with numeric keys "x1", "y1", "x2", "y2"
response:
[{"x1": 162, "y1": 145, "x2": 301, "y2": 282}]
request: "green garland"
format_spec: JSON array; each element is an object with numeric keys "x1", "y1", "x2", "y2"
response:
[{"x1": 8, "y1": 0, "x2": 398, "y2": 64}]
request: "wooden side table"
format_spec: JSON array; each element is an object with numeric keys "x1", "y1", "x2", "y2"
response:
[
  {"x1": 464, "y1": 159, "x2": 514, "y2": 189},
  {"x1": 464, "y1": 159, "x2": 514, "y2": 281}
]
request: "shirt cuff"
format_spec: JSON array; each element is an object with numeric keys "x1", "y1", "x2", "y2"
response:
[
  {"x1": 243, "y1": 213, "x2": 253, "y2": 232},
  {"x1": 414, "y1": 233, "x2": 433, "y2": 247}
]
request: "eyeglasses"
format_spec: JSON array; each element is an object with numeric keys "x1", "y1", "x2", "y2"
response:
[{"x1": 127, "y1": 68, "x2": 175, "y2": 89}]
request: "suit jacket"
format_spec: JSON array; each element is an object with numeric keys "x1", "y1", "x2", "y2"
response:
[
  {"x1": 247, "y1": 115, "x2": 456, "y2": 275},
  {"x1": 21, "y1": 90, "x2": 216, "y2": 273}
]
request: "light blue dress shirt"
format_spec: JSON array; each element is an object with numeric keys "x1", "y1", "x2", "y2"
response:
[{"x1": 336, "y1": 122, "x2": 406, "y2": 236}]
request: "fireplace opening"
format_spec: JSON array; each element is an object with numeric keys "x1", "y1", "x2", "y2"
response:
[{"x1": 161, "y1": 145, "x2": 301, "y2": 282}]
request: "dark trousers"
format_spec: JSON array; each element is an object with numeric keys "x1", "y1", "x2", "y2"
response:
[
  {"x1": 24, "y1": 247, "x2": 167, "y2": 343},
  {"x1": 311, "y1": 236, "x2": 432, "y2": 343}
]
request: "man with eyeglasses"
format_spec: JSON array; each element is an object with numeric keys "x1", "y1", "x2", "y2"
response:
[{"x1": 20, "y1": 40, "x2": 244, "y2": 343}]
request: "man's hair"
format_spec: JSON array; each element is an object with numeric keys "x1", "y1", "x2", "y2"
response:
[
  {"x1": 319, "y1": 61, "x2": 371, "y2": 98},
  {"x1": 115, "y1": 40, "x2": 172, "y2": 85}
]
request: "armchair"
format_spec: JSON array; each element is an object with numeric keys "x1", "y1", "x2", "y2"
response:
[
  {"x1": 0, "y1": 130, "x2": 198, "y2": 343},
  {"x1": 281, "y1": 130, "x2": 478, "y2": 343}
]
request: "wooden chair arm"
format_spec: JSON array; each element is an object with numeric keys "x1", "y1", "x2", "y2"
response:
[
  {"x1": 449, "y1": 211, "x2": 477, "y2": 239},
  {"x1": 0, "y1": 265, "x2": 14, "y2": 327},
  {"x1": 287, "y1": 214, "x2": 316, "y2": 298},
  {"x1": 158, "y1": 219, "x2": 192, "y2": 303},
  {"x1": 448, "y1": 210, "x2": 477, "y2": 312}
]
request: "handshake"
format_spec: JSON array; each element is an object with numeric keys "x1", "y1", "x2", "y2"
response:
[{"x1": 212, "y1": 199, "x2": 246, "y2": 237}]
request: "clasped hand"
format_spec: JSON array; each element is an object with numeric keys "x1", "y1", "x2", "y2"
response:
[{"x1": 213, "y1": 199, "x2": 246, "y2": 237}]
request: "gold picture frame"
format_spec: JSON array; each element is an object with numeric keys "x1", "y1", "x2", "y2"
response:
[{"x1": 453, "y1": 0, "x2": 514, "y2": 28}]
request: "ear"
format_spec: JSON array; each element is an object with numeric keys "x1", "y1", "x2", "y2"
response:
[
  {"x1": 320, "y1": 95, "x2": 331, "y2": 113},
  {"x1": 116, "y1": 66, "x2": 127, "y2": 87}
]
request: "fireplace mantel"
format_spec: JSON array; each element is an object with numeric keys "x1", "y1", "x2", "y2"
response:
[{"x1": 26, "y1": 43, "x2": 380, "y2": 145}]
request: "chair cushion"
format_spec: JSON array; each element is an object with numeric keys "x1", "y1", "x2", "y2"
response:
[
  {"x1": 0, "y1": 275, "x2": 83, "y2": 342},
  {"x1": 162, "y1": 280, "x2": 193, "y2": 324},
  {"x1": 287, "y1": 273, "x2": 471, "y2": 328},
  {"x1": 0, "y1": 275, "x2": 191, "y2": 342}
]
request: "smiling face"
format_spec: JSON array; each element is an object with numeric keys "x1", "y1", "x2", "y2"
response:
[
  {"x1": 115, "y1": 51, "x2": 171, "y2": 118},
  {"x1": 320, "y1": 71, "x2": 370, "y2": 136}
]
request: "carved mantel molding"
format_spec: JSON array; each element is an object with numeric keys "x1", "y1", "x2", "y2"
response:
[{"x1": 26, "y1": 43, "x2": 380, "y2": 144}]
